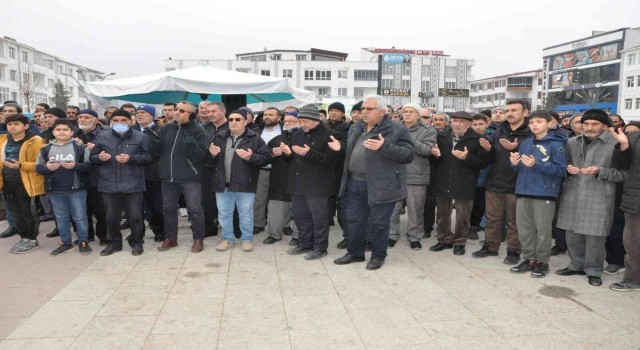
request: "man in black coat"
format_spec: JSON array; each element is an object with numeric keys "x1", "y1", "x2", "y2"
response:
[
  {"x1": 202, "y1": 102, "x2": 229, "y2": 237},
  {"x1": 429, "y1": 111, "x2": 488, "y2": 256},
  {"x1": 332, "y1": 95, "x2": 415, "y2": 270},
  {"x1": 325, "y1": 102, "x2": 350, "y2": 230},
  {"x1": 208, "y1": 109, "x2": 270, "y2": 252},
  {"x1": 281, "y1": 104, "x2": 343, "y2": 260}
]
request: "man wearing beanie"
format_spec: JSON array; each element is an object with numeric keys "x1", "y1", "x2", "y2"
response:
[
  {"x1": 281, "y1": 104, "x2": 343, "y2": 260},
  {"x1": 332, "y1": 95, "x2": 414, "y2": 270},
  {"x1": 555, "y1": 109, "x2": 624, "y2": 287},
  {"x1": 325, "y1": 102, "x2": 350, "y2": 230},
  {"x1": 90, "y1": 109, "x2": 152, "y2": 256}
]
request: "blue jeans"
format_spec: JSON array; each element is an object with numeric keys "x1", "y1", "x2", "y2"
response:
[
  {"x1": 49, "y1": 190, "x2": 89, "y2": 245},
  {"x1": 216, "y1": 189, "x2": 255, "y2": 242},
  {"x1": 345, "y1": 178, "x2": 396, "y2": 259}
]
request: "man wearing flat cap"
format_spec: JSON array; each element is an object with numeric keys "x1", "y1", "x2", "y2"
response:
[
  {"x1": 429, "y1": 111, "x2": 489, "y2": 256},
  {"x1": 555, "y1": 109, "x2": 625, "y2": 287}
]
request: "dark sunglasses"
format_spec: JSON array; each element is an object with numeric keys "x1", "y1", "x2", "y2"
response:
[{"x1": 228, "y1": 117, "x2": 245, "y2": 122}]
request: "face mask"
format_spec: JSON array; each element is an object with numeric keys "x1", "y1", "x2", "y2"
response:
[{"x1": 112, "y1": 123, "x2": 130, "y2": 133}]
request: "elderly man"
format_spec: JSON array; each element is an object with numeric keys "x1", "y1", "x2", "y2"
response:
[
  {"x1": 208, "y1": 109, "x2": 270, "y2": 252},
  {"x1": 281, "y1": 104, "x2": 342, "y2": 259},
  {"x1": 197, "y1": 101, "x2": 210, "y2": 125},
  {"x1": 326, "y1": 102, "x2": 350, "y2": 228},
  {"x1": 389, "y1": 103, "x2": 436, "y2": 249},
  {"x1": 332, "y1": 95, "x2": 415, "y2": 270},
  {"x1": 202, "y1": 102, "x2": 229, "y2": 237},
  {"x1": 66, "y1": 105, "x2": 80, "y2": 122},
  {"x1": 432, "y1": 112, "x2": 449, "y2": 132},
  {"x1": 555, "y1": 109, "x2": 625, "y2": 287},
  {"x1": 157, "y1": 101, "x2": 208, "y2": 253}
]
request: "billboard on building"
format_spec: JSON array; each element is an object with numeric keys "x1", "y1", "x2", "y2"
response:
[
  {"x1": 439, "y1": 88, "x2": 469, "y2": 97},
  {"x1": 382, "y1": 54, "x2": 411, "y2": 64},
  {"x1": 382, "y1": 88, "x2": 411, "y2": 96},
  {"x1": 550, "y1": 43, "x2": 619, "y2": 71}
]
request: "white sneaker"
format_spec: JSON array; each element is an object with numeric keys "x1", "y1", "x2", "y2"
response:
[
  {"x1": 179, "y1": 208, "x2": 188, "y2": 217},
  {"x1": 241, "y1": 241, "x2": 253, "y2": 252}
]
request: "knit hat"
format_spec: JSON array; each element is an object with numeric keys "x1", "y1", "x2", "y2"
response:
[
  {"x1": 4, "y1": 102, "x2": 23, "y2": 113},
  {"x1": 229, "y1": 109, "x2": 248, "y2": 119},
  {"x1": 297, "y1": 104, "x2": 321, "y2": 121},
  {"x1": 110, "y1": 109, "x2": 132, "y2": 119},
  {"x1": 491, "y1": 107, "x2": 506, "y2": 114},
  {"x1": 402, "y1": 102, "x2": 422, "y2": 116},
  {"x1": 581, "y1": 109, "x2": 611, "y2": 127},
  {"x1": 528, "y1": 110, "x2": 552, "y2": 122},
  {"x1": 352, "y1": 101, "x2": 363, "y2": 112},
  {"x1": 238, "y1": 106, "x2": 253, "y2": 117},
  {"x1": 328, "y1": 102, "x2": 345, "y2": 114},
  {"x1": 450, "y1": 111, "x2": 472, "y2": 121},
  {"x1": 78, "y1": 109, "x2": 98, "y2": 118},
  {"x1": 45, "y1": 107, "x2": 66, "y2": 119},
  {"x1": 136, "y1": 104, "x2": 156, "y2": 117}
]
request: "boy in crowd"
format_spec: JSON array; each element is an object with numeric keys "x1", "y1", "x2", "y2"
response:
[
  {"x1": 36, "y1": 119, "x2": 93, "y2": 255},
  {"x1": 508, "y1": 111, "x2": 567, "y2": 277},
  {"x1": 0, "y1": 114, "x2": 45, "y2": 253}
]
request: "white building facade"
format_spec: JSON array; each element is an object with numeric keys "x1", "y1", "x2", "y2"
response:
[
  {"x1": 164, "y1": 47, "x2": 474, "y2": 112},
  {"x1": 618, "y1": 45, "x2": 640, "y2": 120},
  {"x1": 469, "y1": 69, "x2": 544, "y2": 112},
  {"x1": 0, "y1": 36, "x2": 104, "y2": 112}
]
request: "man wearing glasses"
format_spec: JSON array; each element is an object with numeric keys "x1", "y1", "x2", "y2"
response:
[
  {"x1": 66, "y1": 105, "x2": 80, "y2": 122},
  {"x1": 157, "y1": 101, "x2": 208, "y2": 253}
]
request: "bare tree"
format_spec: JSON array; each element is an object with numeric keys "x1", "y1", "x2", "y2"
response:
[{"x1": 17, "y1": 66, "x2": 42, "y2": 113}]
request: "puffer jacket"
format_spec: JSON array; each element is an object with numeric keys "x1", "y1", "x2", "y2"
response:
[{"x1": 513, "y1": 132, "x2": 568, "y2": 199}]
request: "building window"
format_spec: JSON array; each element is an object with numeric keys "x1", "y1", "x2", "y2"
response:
[
  {"x1": 9, "y1": 70, "x2": 16, "y2": 82},
  {"x1": 422, "y1": 65, "x2": 430, "y2": 77},
  {"x1": 381, "y1": 79, "x2": 393, "y2": 89},
  {"x1": 421, "y1": 81, "x2": 430, "y2": 94},
  {"x1": 272, "y1": 54, "x2": 281, "y2": 61},
  {"x1": 0, "y1": 88, "x2": 9, "y2": 103},
  {"x1": 402, "y1": 79, "x2": 411, "y2": 89},
  {"x1": 296, "y1": 54, "x2": 307, "y2": 61},
  {"x1": 11, "y1": 92, "x2": 18, "y2": 101},
  {"x1": 317, "y1": 87, "x2": 328, "y2": 95},
  {"x1": 637, "y1": 76, "x2": 640, "y2": 86},
  {"x1": 443, "y1": 97, "x2": 454, "y2": 109},
  {"x1": 8, "y1": 47, "x2": 16, "y2": 59},
  {"x1": 57, "y1": 66, "x2": 63, "y2": 74},
  {"x1": 626, "y1": 99, "x2": 633, "y2": 110},
  {"x1": 354, "y1": 87, "x2": 365, "y2": 97},
  {"x1": 495, "y1": 80, "x2": 506, "y2": 88},
  {"x1": 22, "y1": 72, "x2": 29, "y2": 83},
  {"x1": 382, "y1": 64, "x2": 394, "y2": 75},
  {"x1": 354, "y1": 70, "x2": 377, "y2": 81},
  {"x1": 315, "y1": 70, "x2": 331, "y2": 80},
  {"x1": 629, "y1": 53, "x2": 637, "y2": 65},
  {"x1": 46, "y1": 59, "x2": 54, "y2": 70},
  {"x1": 507, "y1": 77, "x2": 533, "y2": 87},
  {"x1": 304, "y1": 70, "x2": 314, "y2": 80},
  {"x1": 22, "y1": 51, "x2": 28, "y2": 63},
  {"x1": 338, "y1": 88, "x2": 347, "y2": 96},
  {"x1": 260, "y1": 70, "x2": 270, "y2": 76},
  {"x1": 636, "y1": 98, "x2": 640, "y2": 109},
  {"x1": 627, "y1": 76, "x2": 635, "y2": 88},
  {"x1": 537, "y1": 91, "x2": 542, "y2": 99},
  {"x1": 282, "y1": 69, "x2": 292, "y2": 78},
  {"x1": 235, "y1": 68, "x2": 249, "y2": 73},
  {"x1": 445, "y1": 66, "x2": 457, "y2": 79},
  {"x1": 35, "y1": 93, "x2": 48, "y2": 104},
  {"x1": 445, "y1": 82, "x2": 456, "y2": 89},
  {"x1": 48, "y1": 78, "x2": 55, "y2": 88},
  {"x1": 338, "y1": 70, "x2": 348, "y2": 79}
]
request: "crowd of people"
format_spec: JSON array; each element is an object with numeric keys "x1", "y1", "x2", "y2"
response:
[{"x1": 0, "y1": 95, "x2": 639, "y2": 292}]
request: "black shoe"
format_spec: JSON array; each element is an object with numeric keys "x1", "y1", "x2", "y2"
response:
[
  {"x1": 423, "y1": 231, "x2": 432, "y2": 239},
  {"x1": 366, "y1": 257, "x2": 385, "y2": 270},
  {"x1": 337, "y1": 239, "x2": 348, "y2": 249},
  {"x1": 555, "y1": 267, "x2": 587, "y2": 276},
  {"x1": 429, "y1": 243, "x2": 453, "y2": 252},
  {"x1": 100, "y1": 245, "x2": 122, "y2": 256},
  {"x1": 0, "y1": 226, "x2": 18, "y2": 238},
  {"x1": 511, "y1": 259, "x2": 536, "y2": 273},
  {"x1": 79, "y1": 241, "x2": 92, "y2": 255},
  {"x1": 119, "y1": 220, "x2": 130, "y2": 230},
  {"x1": 45, "y1": 228, "x2": 60, "y2": 238},
  {"x1": 550, "y1": 246, "x2": 567, "y2": 256},
  {"x1": 154, "y1": 236, "x2": 165, "y2": 242},
  {"x1": 50, "y1": 243, "x2": 74, "y2": 256},
  {"x1": 334, "y1": 253, "x2": 365, "y2": 265},
  {"x1": 283, "y1": 227, "x2": 293, "y2": 236},
  {"x1": 131, "y1": 246, "x2": 144, "y2": 256},
  {"x1": 253, "y1": 226, "x2": 265, "y2": 235},
  {"x1": 468, "y1": 226, "x2": 480, "y2": 240},
  {"x1": 388, "y1": 239, "x2": 397, "y2": 248},
  {"x1": 453, "y1": 245, "x2": 465, "y2": 255},
  {"x1": 503, "y1": 249, "x2": 521, "y2": 265},
  {"x1": 39, "y1": 214, "x2": 54, "y2": 222},
  {"x1": 531, "y1": 262, "x2": 549, "y2": 278},
  {"x1": 263, "y1": 236, "x2": 281, "y2": 245},
  {"x1": 289, "y1": 238, "x2": 299, "y2": 246},
  {"x1": 364, "y1": 241, "x2": 371, "y2": 252},
  {"x1": 73, "y1": 237, "x2": 95, "y2": 245},
  {"x1": 287, "y1": 245, "x2": 311, "y2": 255},
  {"x1": 472, "y1": 245, "x2": 498, "y2": 258},
  {"x1": 410, "y1": 241, "x2": 422, "y2": 250},
  {"x1": 588, "y1": 276, "x2": 603, "y2": 286}
]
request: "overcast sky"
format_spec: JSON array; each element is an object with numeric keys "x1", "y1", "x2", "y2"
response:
[{"x1": 2, "y1": 0, "x2": 638, "y2": 81}]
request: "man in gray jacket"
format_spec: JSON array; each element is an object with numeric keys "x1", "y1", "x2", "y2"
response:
[
  {"x1": 556, "y1": 109, "x2": 625, "y2": 287},
  {"x1": 389, "y1": 103, "x2": 436, "y2": 250}
]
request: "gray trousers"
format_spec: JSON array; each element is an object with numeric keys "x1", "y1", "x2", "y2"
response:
[
  {"x1": 390, "y1": 185, "x2": 427, "y2": 242},
  {"x1": 267, "y1": 200, "x2": 298, "y2": 240},
  {"x1": 566, "y1": 230, "x2": 607, "y2": 277},
  {"x1": 436, "y1": 197, "x2": 473, "y2": 246},
  {"x1": 253, "y1": 169, "x2": 270, "y2": 228},
  {"x1": 516, "y1": 197, "x2": 555, "y2": 263},
  {"x1": 623, "y1": 213, "x2": 640, "y2": 285}
]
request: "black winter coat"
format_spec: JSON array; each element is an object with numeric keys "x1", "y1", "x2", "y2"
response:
[
  {"x1": 485, "y1": 119, "x2": 532, "y2": 193},
  {"x1": 286, "y1": 123, "x2": 343, "y2": 197},
  {"x1": 158, "y1": 120, "x2": 208, "y2": 183},
  {"x1": 74, "y1": 125, "x2": 111, "y2": 188},
  {"x1": 431, "y1": 127, "x2": 488, "y2": 200},
  {"x1": 267, "y1": 132, "x2": 293, "y2": 202},
  {"x1": 133, "y1": 123, "x2": 162, "y2": 182},
  {"x1": 90, "y1": 129, "x2": 152, "y2": 193},
  {"x1": 209, "y1": 128, "x2": 270, "y2": 193},
  {"x1": 613, "y1": 132, "x2": 640, "y2": 214}
]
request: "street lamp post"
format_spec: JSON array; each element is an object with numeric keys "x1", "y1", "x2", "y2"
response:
[{"x1": 97, "y1": 73, "x2": 115, "y2": 81}]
